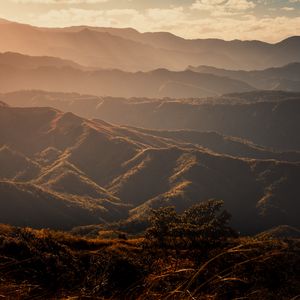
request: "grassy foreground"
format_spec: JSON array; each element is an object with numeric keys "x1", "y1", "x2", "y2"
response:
[{"x1": 0, "y1": 223, "x2": 299, "y2": 299}]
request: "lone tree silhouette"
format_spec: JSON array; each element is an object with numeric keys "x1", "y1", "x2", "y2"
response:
[{"x1": 145, "y1": 199, "x2": 237, "y2": 249}]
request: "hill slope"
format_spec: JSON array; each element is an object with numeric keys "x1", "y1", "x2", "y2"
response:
[
  {"x1": 0, "y1": 19, "x2": 299, "y2": 71},
  {"x1": 0, "y1": 104, "x2": 299, "y2": 233},
  {"x1": 1, "y1": 90, "x2": 299, "y2": 151},
  {"x1": 66, "y1": 92, "x2": 299, "y2": 151},
  {"x1": 0, "y1": 53, "x2": 254, "y2": 98},
  {"x1": 0, "y1": 181, "x2": 111, "y2": 229},
  {"x1": 0, "y1": 52, "x2": 85, "y2": 70},
  {"x1": 189, "y1": 63, "x2": 300, "y2": 92},
  {"x1": 95, "y1": 96, "x2": 300, "y2": 151}
]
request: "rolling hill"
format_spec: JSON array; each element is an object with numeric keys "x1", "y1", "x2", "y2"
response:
[
  {"x1": 0, "y1": 181, "x2": 111, "y2": 229},
  {"x1": 189, "y1": 63, "x2": 300, "y2": 92},
  {"x1": 0, "y1": 52, "x2": 85, "y2": 70},
  {"x1": 87, "y1": 94, "x2": 300, "y2": 151},
  {"x1": 1, "y1": 90, "x2": 299, "y2": 151},
  {"x1": 130, "y1": 128, "x2": 300, "y2": 162},
  {"x1": 0, "y1": 104, "x2": 299, "y2": 233},
  {"x1": 0, "y1": 52, "x2": 255, "y2": 98},
  {"x1": 0, "y1": 145, "x2": 40, "y2": 181},
  {"x1": 0, "y1": 19, "x2": 299, "y2": 71}
]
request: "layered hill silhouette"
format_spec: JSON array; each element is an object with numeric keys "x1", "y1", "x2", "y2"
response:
[
  {"x1": 1, "y1": 50, "x2": 300, "y2": 99},
  {"x1": 189, "y1": 63, "x2": 300, "y2": 92},
  {"x1": 88, "y1": 93, "x2": 300, "y2": 151},
  {"x1": 0, "y1": 103, "x2": 299, "y2": 233},
  {"x1": 0, "y1": 16, "x2": 299, "y2": 300},
  {"x1": 0, "y1": 52, "x2": 254, "y2": 98},
  {"x1": 0, "y1": 52, "x2": 84, "y2": 70},
  {"x1": 2, "y1": 90, "x2": 298, "y2": 151},
  {"x1": 0, "y1": 181, "x2": 113, "y2": 229},
  {"x1": 0, "y1": 19, "x2": 299, "y2": 71}
]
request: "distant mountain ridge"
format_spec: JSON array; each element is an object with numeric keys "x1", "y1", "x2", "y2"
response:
[
  {"x1": 0, "y1": 52, "x2": 86, "y2": 70},
  {"x1": 0, "y1": 52, "x2": 255, "y2": 98},
  {"x1": 1, "y1": 50, "x2": 300, "y2": 99},
  {"x1": 94, "y1": 95, "x2": 300, "y2": 151},
  {"x1": 1, "y1": 90, "x2": 299, "y2": 151},
  {"x1": 189, "y1": 63, "x2": 300, "y2": 91},
  {"x1": 0, "y1": 18, "x2": 299, "y2": 71}
]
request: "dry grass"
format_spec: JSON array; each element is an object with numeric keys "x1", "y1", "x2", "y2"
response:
[{"x1": 0, "y1": 224, "x2": 299, "y2": 299}]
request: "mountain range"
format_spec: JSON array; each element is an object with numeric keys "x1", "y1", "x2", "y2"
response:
[
  {"x1": 0, "y1": 102, "x2": 299, "y2": 233},
  {"x1": 0, "y1": 52, "x2": 254, "y2": 98},
  {"x1": 91, "y1": 93, "x2": 300, "y2": 151},
  {"x1": 0, "y1": 19, "x2": 299, "y2": 71},
  {"x1": 1, "y1": 51, "x2": 300, "y2": 98},
  {"x1": 0, "y1": 19, "x2": 299, "y2": 236},
  {"x1": 0, "y1": 13, "x2": 300, "y2": 300},
  {"x1": 189, "y1": 63, "x2": 300, "y2": 92},
  {"x1": 2, "y1": 90, "x2": 299, "y2": 152}
]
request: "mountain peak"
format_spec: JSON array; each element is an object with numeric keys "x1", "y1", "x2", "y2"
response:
[{"x1": 277, "y1": 35, "x2": 300, "y2": 45}]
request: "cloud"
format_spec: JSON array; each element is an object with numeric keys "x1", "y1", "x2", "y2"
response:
[
  {"x1": 34, "y1": 8, "x2": 130, "y2": 27},
  {"x1": 11, "y1": 0, "x2": 109, "y2": 3},
  {"x1": 191, "y1": 0, "x2": 256, "y2": 16},
  {"x1": 27, "y1": 6, "x2": 300, "y2": 42},
  {"x1": 5, "y1": 0, "x2": 298, "y2": 43},
  {"x1": 181, "y1": 15, "x2": 300, "y2": 42},
  {"x1": 281, "y1": 6, "x2": 295, "y2": 10},
  {"x1": 32, "y1": 7, "x2": 187, "y2": 31}
]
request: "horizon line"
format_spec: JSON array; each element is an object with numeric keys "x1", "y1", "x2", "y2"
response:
[{"x1": 1, "y1": 17, "x2": 299, "y2": 45}]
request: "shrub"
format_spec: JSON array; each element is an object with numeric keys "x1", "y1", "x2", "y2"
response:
[{"x1": 145, "y1": 199, "x2": 237, "y2": 249}]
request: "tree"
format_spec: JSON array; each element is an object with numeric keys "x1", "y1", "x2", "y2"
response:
[
  {"x1": 181, "y1": 199, "x2": 237, "y2": 246},
  {"x1": 145, "y1": 199, "x2": 237, "y2": 249},
  {"x1": 145, "y1": 206, "x2": 179, "y2": 248}
]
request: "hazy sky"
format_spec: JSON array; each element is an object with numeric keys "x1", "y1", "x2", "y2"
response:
[{"x1": 0, "y1": 0, "x2": 299, "y2": 42}]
